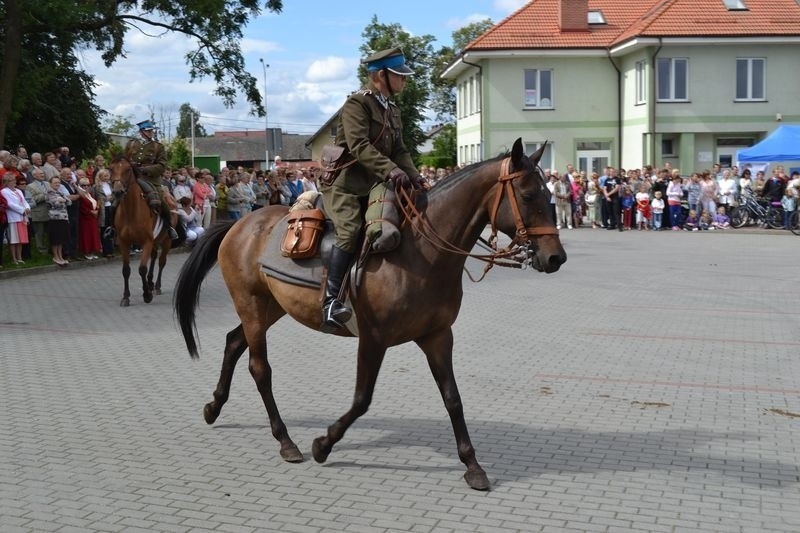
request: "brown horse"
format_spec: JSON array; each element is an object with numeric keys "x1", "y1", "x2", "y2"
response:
[
  {"x1": 110, "y1": 155, "x2": 174, "y2": 307},
  {"x1": 174, "y1": 138, "x2": 566, "y2": 490}
]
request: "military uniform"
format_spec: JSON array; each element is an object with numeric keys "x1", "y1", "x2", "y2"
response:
[
  {"x1": 127, "y1": 137, "x2": 167, "y2": 199},
  {"x1": 319, "y1": 47, "x2": 419, "y2": 333},
  {"x1": 321, "y1": 85, "x2": 416, "y2": 252}
]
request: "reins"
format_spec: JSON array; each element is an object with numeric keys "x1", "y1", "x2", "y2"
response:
[{"x1": 395, "y1": 157, "x2": 558, "y2": 282}]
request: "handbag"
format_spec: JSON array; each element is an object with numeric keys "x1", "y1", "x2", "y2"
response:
[
  {"x1": 318, "y1": 145, "x2": 354, "y2": 186},
  {"x1": 280, "y1": 208, "x2": 326, "y2": 259}
]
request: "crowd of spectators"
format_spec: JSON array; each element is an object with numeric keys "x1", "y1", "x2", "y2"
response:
[
  {"x1": 3, "y1": 146, "x2": 797, "y2": 270},
  {"x1": 542, "y1": 162, "x2": 799, "y2": 232}
]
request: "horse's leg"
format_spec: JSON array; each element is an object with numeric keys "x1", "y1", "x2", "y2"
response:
[
  {"x1": 120, "y1": 243, "x2": 131, "y2": 307},
  {"x1": 416, "y1": 328, "x2": 490, "y2": 491},
  {"x1": 203, "y1": 324, "x2": 248, "y2": 424},
  {"x1": 153, "y1": 241, "x2": 168, "y2": 295},
  {"x1": 240, "y1": 300, "x2": 302, "y2": 462},
  {"x1": 146, "y1": 246, "x2": 157, "y2": 293},
  {"x1": 312, "y1": 338, "x2": 386, "y2": 464},
  {"x1": 140, "y1": 242, "x2": 154, "y2": 303}
]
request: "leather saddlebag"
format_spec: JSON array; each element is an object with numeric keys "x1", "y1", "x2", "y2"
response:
[{"x1": 280, "y1": 208, "x2": 326, "y2": 259}]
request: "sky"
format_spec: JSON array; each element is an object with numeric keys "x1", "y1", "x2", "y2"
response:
[{"x1": 77, "y1": 0, "x2": 528, "y2": 140}]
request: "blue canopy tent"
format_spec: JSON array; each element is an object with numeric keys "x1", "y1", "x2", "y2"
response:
[{"x1": 737, "y1": 125, "x2": 800, "y2": 162}]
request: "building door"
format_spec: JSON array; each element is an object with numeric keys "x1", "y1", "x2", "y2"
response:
[{"x1": 577, "y1": 150, "x2": 610, "y2": 175}]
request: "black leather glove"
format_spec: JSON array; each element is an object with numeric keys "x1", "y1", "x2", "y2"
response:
[{"x1": 386, "y1": 167, "x2": 413, "y2": 190}]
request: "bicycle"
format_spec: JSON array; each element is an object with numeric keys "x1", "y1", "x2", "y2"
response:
[
  {"x1": 729, "y1": 192, "x2": 783, "y2": 229},
  {"x1": 790, "y1": 210, "x2": 800, "y2": 235}
]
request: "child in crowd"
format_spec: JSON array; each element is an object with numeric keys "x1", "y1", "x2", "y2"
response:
[
  {"x1": 699, "y1": 209, "x2": 713, "y2": 230},
  {"x1": 635, "y1": 185, "x2": 651, "y2": 230},
  {"x1": 620, "y1": 186, "x2": 634, "y2": 230},
  {"x1": 683, "y1": 209, "x2": 699, "y2": 231},
  {"x1": 650, "y1": 190, "x2": 665, "y2": 230},
  {"x1": 712, "y1": 206, "x2": 730, "y2": 229},
  {"x1": 781, "y1": 188, "x2": 796, "y2": 229}
]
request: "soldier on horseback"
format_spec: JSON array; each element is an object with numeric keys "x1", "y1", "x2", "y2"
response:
[
  {"x1": 319, "y1": 47, "x2": 425, "y2": 332},
  {"x1": 122, "y1": 120, "x2": 179, "y2": 241}
]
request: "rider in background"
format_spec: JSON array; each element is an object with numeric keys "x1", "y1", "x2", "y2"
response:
[
  {"x1": 319, "y1": 47, "x2": 424, "y2": 332},
  {"x1": 127, "y1": 120, "x2": 179, "y2": 240}
]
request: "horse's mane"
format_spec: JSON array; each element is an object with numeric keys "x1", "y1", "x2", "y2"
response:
[{"x1": 427, "y1": 153, "x2": 508, "y2": 200}]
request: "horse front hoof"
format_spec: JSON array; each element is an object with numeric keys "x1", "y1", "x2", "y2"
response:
[
  {"x1": 203, "y1": 403, "x2": 219, "y2": 424},
  {"x1": 311, "y1": 437, "x2": 330, "y2": 463},
  {"x1": 464, "y1": 469, "x2": 490, "y2": 491},
  {"x1": 280, "y1": 443, "x2": 304, "y2": 463},
  {"x1": 143, "y1": 292, "x2": 153, "y2": 303},
  {"x1": 120, "y1": 298, "x2": 130, "y2": 307}
]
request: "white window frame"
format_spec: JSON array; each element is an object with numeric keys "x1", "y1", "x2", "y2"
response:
[
  {"x1": 635, "y1": 60, "x2": 646, "y2": 105},
  {"x1": 656, "y1": 57, "x2": 689, "y2": 102},
  {"x1": 524, "y1": 141, "x2": 553, "y2": 170},
  {"x1": 523, "y1": 69, "x2": 554, "y2": 109},
  {"x1": 735, "y1": 58, "x2": 765, "y2": 101}
]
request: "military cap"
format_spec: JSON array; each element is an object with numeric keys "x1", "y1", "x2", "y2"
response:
[
  {"x1": 362, "y1": 47, "x2": 413, "y2": 76},
  {"x1": 137, "y1": 119, "x2": 155, "y2": 130}
]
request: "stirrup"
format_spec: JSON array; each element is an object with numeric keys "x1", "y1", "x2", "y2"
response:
[{"x1": 321, "y1": 300, "x2": 351, "y2": 332}]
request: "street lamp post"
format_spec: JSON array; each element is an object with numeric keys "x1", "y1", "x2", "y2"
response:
[{"x1": 259, "y1": 58, "x2": 270, "y2": 170}]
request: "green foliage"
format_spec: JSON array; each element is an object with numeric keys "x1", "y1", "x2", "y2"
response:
[
  {"x1": 167, "y1": 137, "x2": 192, "y2": 169},
  {"x1": 176, "y1": 103, "x2": 207, "y2": 139},
  {"x1": 104, "y1": 115, "x2": 136, "y2": 136}
]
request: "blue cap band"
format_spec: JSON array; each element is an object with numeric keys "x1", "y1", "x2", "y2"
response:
[{"x1": 366, "y1": 54, "x2": 406, "y2": 72}]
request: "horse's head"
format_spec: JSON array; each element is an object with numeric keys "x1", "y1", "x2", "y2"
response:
[
  {"x1": 490, "y1": 138, "x2": 566, "y2": 273},
  {"x1": 109, "y1": 154, "x2": 139, "y2": 195}
]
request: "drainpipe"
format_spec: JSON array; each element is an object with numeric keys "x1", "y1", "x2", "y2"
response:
[
  {"x1": 462, "y1": 54, "x2": 483, "y2": 162},
  {"x1": 650, "y1": 39, "x2": 663, "y2": 165},
  {"x1": 606, "y1": 52, "x2": 622, "y2": 167}
]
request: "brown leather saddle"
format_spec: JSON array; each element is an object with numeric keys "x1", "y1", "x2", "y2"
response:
[{"x1": 259, "y1": 196, "x2": 338, "y2": 289}]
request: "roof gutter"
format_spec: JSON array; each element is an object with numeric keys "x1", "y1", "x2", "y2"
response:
[
  {"x1": 650, "y1": 39, "x2": 663, "y2": 165},
  {"x1": 606, "y1": 51, "x2": 622, "y2": 168},
  {"x1": 461, "y1": 53, "x2": 484, "y2": 162}
]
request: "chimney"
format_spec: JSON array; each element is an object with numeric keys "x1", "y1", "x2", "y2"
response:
[{"x1": 559, "y1": 0, "x2": 589, "y2": 32}]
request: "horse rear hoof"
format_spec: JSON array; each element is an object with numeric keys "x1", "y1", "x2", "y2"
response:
[
  {"x1": 280, "y1": 444, "x2": 304, "y2": 463},
  {"x1": 464, "y1": 470, "x2": 490, "y2": 491},
  {"x1": 120, "y1": 298, "x2": 130, "y2": 307},
  {"x1": 311, "y1": 437, "x2": 330, "y2": 463},
  {"x1": 143, "y1": 292, "x2": 153, "y2": 303},
  {"x1": 203, "y1": 403, "x2": 219, "y2": 424},
  {"x1": 155, "y1": 288, "x2": 162, "y2": 295}
]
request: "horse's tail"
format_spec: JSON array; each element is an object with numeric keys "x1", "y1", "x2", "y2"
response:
[{"x1": 173, "y1": 220, "x2": 235, "y2": 359}]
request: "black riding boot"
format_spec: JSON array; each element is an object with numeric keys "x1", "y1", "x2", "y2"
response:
[
  {"x1": 321, "y1": 245, "x2": 355, "y2": 333},
  {"x1": 160, "y1": 205, "x2": 179, "y2": 241}
]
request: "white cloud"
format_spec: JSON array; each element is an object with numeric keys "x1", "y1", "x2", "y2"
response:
[
  {"x1": 305, "y1": 56, "x2": 354, "y2": 83},
  {"x1": 494, "y1": 0, "x2": 528, "y2": 14},
  {"x1": 445, "y1": 13, "x2": 494, "y2": 31},
  {"x1": 240, "y1": 38, "x2": 282, "y2": 55}
]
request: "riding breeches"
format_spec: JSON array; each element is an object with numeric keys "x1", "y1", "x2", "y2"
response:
[{"x1": 320, "y1": 184, "x2": 364, "y2": 254}]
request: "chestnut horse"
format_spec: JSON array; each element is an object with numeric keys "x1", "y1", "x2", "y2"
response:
[
  {"x1": 174, "y1": 138, "x2": 566, "y2": 489},
  {"x1": 110, "y1": 155, "x2": 173, "y2": 307}
]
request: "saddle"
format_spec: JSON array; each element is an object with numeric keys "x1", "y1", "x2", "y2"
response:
[{"x1": 259, "y1": 195, "x2": 339, "y2": 290}]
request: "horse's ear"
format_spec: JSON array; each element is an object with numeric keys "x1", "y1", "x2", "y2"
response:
[
  {"x1": 529, "y1": 141, "x2": 547, "y2": 166},
  {"x1": 511, "y1": 138, "x2": 524, "y2": 166}
]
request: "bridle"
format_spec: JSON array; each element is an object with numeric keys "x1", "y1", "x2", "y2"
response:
[
  {"x1": 397, "y1": 156, "x2": 559, "y2": 281},
  {"x1": 111, "y1": 157, "x2": 142, "y2": 199}
]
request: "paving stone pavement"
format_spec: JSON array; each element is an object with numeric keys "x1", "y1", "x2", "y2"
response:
[{"x1": 1, "y1": 228, "x2": 799, "y2": 533}]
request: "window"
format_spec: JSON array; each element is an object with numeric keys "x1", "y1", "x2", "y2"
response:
[
  {"x1": 661, "y1": 138, "x2": 675, "y2": 156},
  {"x1": 736, "y1": 58, "x2": 765, "y2": 100},
  {"x1": 524, "y1": 69, "x2": 553, "y2": 108},
  {"x1": 635, "y1": 61, "x2": 646, "y2": 104},
  {"x1": 524, "y1": 142, "x2": 553, "y2": 170},
  {"x1": 656, "y1": 58, "x2": 688, "y2": 101},
  {"x1": 723, "y1": 0, "x2": 747, "y2": 10},
  {"x1": 588, "y1": 10, "x2": 606, "y2": 24}
]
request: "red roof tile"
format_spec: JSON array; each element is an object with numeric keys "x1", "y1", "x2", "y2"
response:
[{"x1": 466, "y1": 0, "x2": 800, "y2": 51}]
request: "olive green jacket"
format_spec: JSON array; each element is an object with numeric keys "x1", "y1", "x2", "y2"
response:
[
  {"x1": 127, "y1": 138, "x2": 167, "y2": 184},
  {"x1": 331, "y1": 81, "x2": 417, "y2": 196}
]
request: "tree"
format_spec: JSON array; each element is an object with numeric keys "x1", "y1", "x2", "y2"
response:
[
  {"x1": 168, "y1": 137, "x2": 192, "y2": 169},
  {"x1": 176, "y1": 103, "x2": 207, "y2": 139},
  {"x1": 359, "y1": 16, "x2": 436, "y2": 163},
  {"x1": 430, "y1": 19, "x2": 494, "y2": 122},
  {"x1": 1, "y1": 25, "x2": 107, "y2": 158},
  {"x1": 103, "y1": 115, "x2": 137, "y2": 137},
  {"x1": 421, "y1": 124, "x2": 457, "y2": 168},
  {"x1": 0, "y1": 0, "x2": 284, "y2": 146}
]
